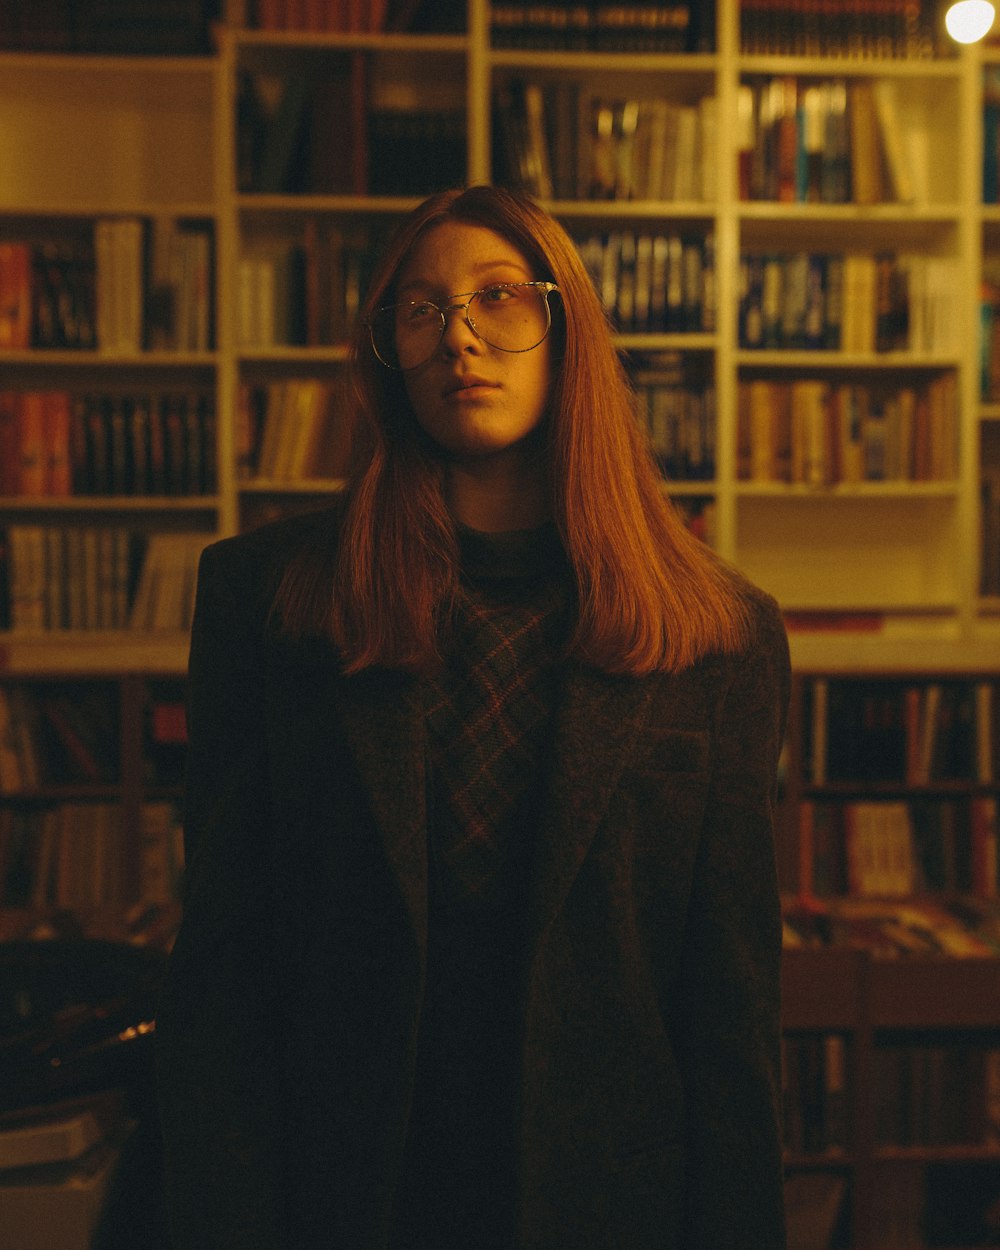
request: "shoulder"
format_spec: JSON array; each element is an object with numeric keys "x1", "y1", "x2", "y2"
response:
[
  {"x1": 199, "y1": 504, "x2": 344, "y2": 593},
  {"x1": 716, "y1": 571, "x2": 791, "y2": 728},
  {"x1": 737, "y1": 576, "x2": 789, "y2": 666},
  {"x1": 194, "y1": 505, "x2": 345, "y2": 632},
  {"x1": 688, "y1": 564, "x2": 790, "y2": 707}
]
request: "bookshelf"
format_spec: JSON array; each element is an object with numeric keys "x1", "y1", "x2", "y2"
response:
[
  {"x1": 0, "y1": 50, "x2": 223, "y2": 671},
  {"x1": 0, "y1": 671, "x2": 185, "y2": 943},
  {"x1": 780, "y1": 670, "x2": 1000, "y2": 1248},
  {"x1": 1, "y1": 2, "x2": 998, "y2": 667},
  {"x1": 782, "y1": 948, "x2": 1000, "y2": 1249},
  {"x1": 3, "y1": 4, "x2": 1000, "y2": 1245}
]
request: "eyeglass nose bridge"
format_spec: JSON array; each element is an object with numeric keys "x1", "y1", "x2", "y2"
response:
[{"x1": 437, "y1": 297, "x2": 485, "y2": 347}]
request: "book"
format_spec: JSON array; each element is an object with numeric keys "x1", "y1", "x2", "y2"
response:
[
  {"x1": 15, "y1": 393, "x2": 47, "y2": 496},
  {"x1": 138, "y1": 800, "x2": 184, "y2": 906},
  {"x1": 872, "y1": 79, "x2": 915, "y2": 204},
  {"x1": 844, "y1": 802, "x2": 916, "y2": 897},
  {"x1": 0, "y1": 1127, "x2": 133, "y2": 1250},
  {"x1": 255, "y1": 72, "x2": 314, "y2": 195},
  {"x1": 312, "y1": 53, "x2": 369, "y2": 195},
  {"x1": 841, "y1": 254, "x2": 877, "y2": 354},
  {"x1": 785, "y1": 1173, "x2": 846, "y2": 1250},
  {"x1": 44, "y1": 392, "x2": 72, "y2": 497},
  {"x1": 93, "y1": 218, "x2": 145, "y2": 355},
  {"x1": 0, "y1": 687, "x2": 25, "y2": 793},
  {"x1": 972, "y1": 797, "x2": 999, "y2": 898},
  {"x1": 128, "y1": 533, "x2": 209, "y2": 633},
  {"x1": 0, "y1": 1092, "x2": 127, "y2": 1172},
  {"x1": 0, "y1": 242, "x2": 33, "y2": 350}
]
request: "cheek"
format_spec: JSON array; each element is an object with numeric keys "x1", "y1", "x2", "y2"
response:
[
  {"x1": 516, "y1": 336, "x2": 552, "y2": 402},
  {"x1": 401, "y1": 374, "x2": 434, "y2": 428}
]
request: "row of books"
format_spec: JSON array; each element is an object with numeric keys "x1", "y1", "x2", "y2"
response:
[
  {"x1": 983, "y1": 68, "x2": 1000, "y2": 204},
  {"x1": 783, "y1": 1032, "x2": 849, "y2": 1156},
  {"x1": 237, "y1": 66, "x2": 465, "y2": 198},
  {"x1": 738, "y1": 77, "x2": 917, "y2": 205},
  {"x1": 236, "y1": 223, "x2": 392, "y2": 348},
  {"x1": 739, "y1": 252, "x2": 959, "y2": 355},
  {"x1": 1, "y1": 526, "x2": 211, "y2": 635},
  {"x1": 238, "y1": 379, "x2": 352, "y2": 482},
  {"x1": 242, "y1": 0, "x2": 465, "y2": 31},
  {"x1": 0, "y1": 804, "x2": 126, "y2": 913},
  {"x1": 367, "y1": 110, "x2": 466, "y2": 197},
  {"x1": 577, "y1": 231, "x2": 715, "y2": 334},
  {"x1": 739, "y1": 0, "x2": 942, "y2": 59},
  {"x1": 493, "y1": 79, "x2": 716, "y2": 203},
  {"x1": 0, "y1": 390, "x2": 216, "y2": 499},
  {"x1": 0, "y1": 800, "x2": 182, "y2": 917},
  {"x1": 0, "y1": 221, "x2": 213, "y2": 355},
  {"x1": 800, "y1": 798, "x2": 999, "y2": 901},
  {"x1": 237, "y1": 67, "x2": 360, "y2": 196},
  {"x1": 782, "y1": 895, "x2": 1000, "y2": 958},
  {"x1": 490, "y1": 2, "x2": 715, "y2": 51},
  {"x1": 251, "y1": 0, "x2": 392, "y2": 29},
  {"x1": 0, "y1": 240, "x2": 93, "y2": 353},
  {"x1": 0, "y1": 0, "x2": 216, "y2": 53},
  {"x1": 803, "y1": 678, "x2": 997, "y2": 786},
  {"x1": 0, "y1": 675, "x2": 184, "y2": 788},
  {"x1": 96, "y1": 219, "x2": 213, "y2": 354},
  {"x1": 736, "y1": 376, "x2": 958, "y2": 486},
  {"x1": 874, "y1": 1041, "x2": 1000, "y2": 1149},
  {"x1": 631, "y1": 362, "x2": 716, "y2": 481},
  {"x1": 0, "y1": 684, "x2": 119, "y2": 791}
]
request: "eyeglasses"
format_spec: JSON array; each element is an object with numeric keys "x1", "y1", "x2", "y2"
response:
[{"x1": 368, "y1": 281, "x2": 560, "y2": 371}]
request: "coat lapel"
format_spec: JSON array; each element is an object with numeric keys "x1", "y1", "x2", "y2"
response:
[
  {"x1": 324, "y1": 658, "x2": 657, "y2": 960},
  {"x1": 332, "y1": 668, "x2": 429, "y2": 953},
  {"x1": 524, "y1": 663, "x2": 657, "y2": 953}
]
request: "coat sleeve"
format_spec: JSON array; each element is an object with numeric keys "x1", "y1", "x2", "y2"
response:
[
  {"x1": 155, "y1": 542, "x2": 285, "y2": 1249},
  {"x1": 671, "y1": 593, "x2": 791, "y2": 1250}
]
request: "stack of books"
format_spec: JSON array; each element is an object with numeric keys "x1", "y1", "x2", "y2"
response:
[{"x1": 0, "y1": 1091, "x2": 136, "y2": 1250}]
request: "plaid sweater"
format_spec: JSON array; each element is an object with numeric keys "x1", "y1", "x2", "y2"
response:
[
  {"x1": 391, "y1": 524, "x2": 570, "y2": 1249},
  {"x1": 423, "y1": 521, "x2": 571, "y2": 910}
]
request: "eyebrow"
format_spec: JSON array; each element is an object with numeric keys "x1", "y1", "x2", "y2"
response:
[{"x1": 396, "y1": 262, "x2": 531, "y2": 299}]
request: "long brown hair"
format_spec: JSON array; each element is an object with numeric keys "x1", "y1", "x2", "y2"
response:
[{"x1": 274, "y1": 185, "x2": 752, "y2": 675}]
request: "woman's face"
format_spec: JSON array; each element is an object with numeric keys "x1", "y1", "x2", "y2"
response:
[{"x1": 391, "y1": 221, "x2": 554, "y2": 464}]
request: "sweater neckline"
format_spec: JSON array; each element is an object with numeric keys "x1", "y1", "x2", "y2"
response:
[{"x1": 457, "y1": 521, "x2": 566, "y2": 584}]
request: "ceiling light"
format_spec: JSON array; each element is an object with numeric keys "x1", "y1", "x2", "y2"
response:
[{"x1": 945, "y1": 0, "x2": 995, "y2": 42}]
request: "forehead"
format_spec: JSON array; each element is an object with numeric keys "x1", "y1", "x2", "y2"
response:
[{"x1": 395, "y1": 220, "x2": 534, "y2": 295}]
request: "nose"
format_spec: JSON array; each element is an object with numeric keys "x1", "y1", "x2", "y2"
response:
[{"x1": 439, "y1": 301, "x2": 484, "y2": 356}]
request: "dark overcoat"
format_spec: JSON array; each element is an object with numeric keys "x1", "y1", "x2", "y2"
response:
[{"x1": 155, "y1": 508, "x2": 791, "y2": 1250}]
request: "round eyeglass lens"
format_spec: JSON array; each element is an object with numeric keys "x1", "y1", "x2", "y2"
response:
[{"x1": 370, "y1": 284, "x2": 553, "y2": 370}]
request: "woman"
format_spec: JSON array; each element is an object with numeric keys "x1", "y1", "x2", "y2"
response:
[{"x1": 155, "y1": 185, "x2": 790, "y2": 1250}]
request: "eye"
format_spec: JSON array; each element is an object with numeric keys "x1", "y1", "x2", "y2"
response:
[
  {"x1": 480, "y1": 284, "x2": 517, "y2": 303},
  {"x1": 402, "y1": 301, "x2": 438, "y2": 324}
]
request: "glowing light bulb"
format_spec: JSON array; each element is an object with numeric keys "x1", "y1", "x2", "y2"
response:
[{"x1": 945, "y1": 0, "x2": 995, "y2": 42}]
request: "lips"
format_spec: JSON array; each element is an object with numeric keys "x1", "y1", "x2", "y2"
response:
[{"x1": 443, "y1": 375, "x2": 500, "y2": 397}]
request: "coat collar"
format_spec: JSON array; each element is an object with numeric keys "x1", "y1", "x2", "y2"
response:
[
  {"x1": 331, "y1": 659, "x2": 656, "y2": 957},
  {"x1": 523, "y1": 662, "x2": 656, "y2": 951}
]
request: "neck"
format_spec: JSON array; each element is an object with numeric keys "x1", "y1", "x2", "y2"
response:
[{"x1": 445, "y1": 449, "x2": 549, "y2": 534}]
